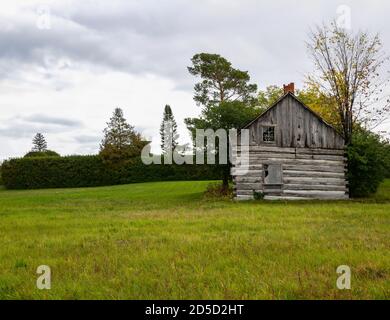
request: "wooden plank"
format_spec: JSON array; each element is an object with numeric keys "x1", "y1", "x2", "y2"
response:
[
  {"x1": 231, "y1": 169, "x2": 262, "y2": 176},
  {"x1": 247, "y1": 153, "x2": 297, "y2": 159},
  {"x1": 284, "y1": 177, "x2": 346, "y2": 185},
  {"x1": 253, "y1": 158, "x2": 345, "y2": 166},
  {"x1": 233, "y1": 147, "x2": 346, "y2": 155},
  {"x1": 286, "y1": 184, "x2": 347, "y2": 191},
  {"x1": 237, "y1": 183, "x2": 262, "y2": 190},
  {"x1": 282, "y1": 190, "x2": 348, "y2": 199},
  {"x1": 283, "y1": 190, "x2": 346, "y2": 196},
  {"x1": 246, "y1": 146, "x2": 296, "y2": 153},
  {"x1": 283, "y1": 170, "x2": 345, "y2": 178},
  {"x1": 232, "y1": 163, "x2": 263, "y2": 170},
  {"x1": 282, "y1": 164, "x2": 346, "y2": 173},
  {"x1": 295, "y1": 148, "x2": 345, "y2": 155},
  {"x1": 264, "y1": 195, "x2": 309, "y2": 200},
  {"x1": 236, "y1": 190, "x2": 260, "y2": 196},
  {"x1": 295, "y1": 154, "x2": 346, "y2": 161},
  {"x1": 235, "y1": 176, "x2": 262, "y2": 183},
  {"x1": 235, "y1": 195, "x2": 254, "y2": 201}
]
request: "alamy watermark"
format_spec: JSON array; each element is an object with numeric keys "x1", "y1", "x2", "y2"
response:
[
  {"x1": 36, "y1": 5, "x2": 51, "y2": 30},
  {"x1": 336, "y1": 5, "x2": 352, "y2": 30},
  {"x1": 336, "y1": 265, "x2": 351, "y2": 290},
  {"x1": 141, "y1": 122, "x2": 250, "y2": 175},
  {"x1": 36, "y1": 265, "x2": 51, "y2": 290}
]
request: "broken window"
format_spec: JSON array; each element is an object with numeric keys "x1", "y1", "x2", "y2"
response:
[
  {"x1": 263, "y1": 164, "x2": 282, "y2": 185},
  {"x1": 262, "y1": 126, "x2": 275, "y2": 142}
]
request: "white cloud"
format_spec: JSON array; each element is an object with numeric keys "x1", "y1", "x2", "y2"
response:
[{"x1": 0, "y1": 0, "x2": 390, "y2": 160}]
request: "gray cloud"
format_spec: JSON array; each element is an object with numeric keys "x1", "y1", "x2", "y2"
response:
[
  {"x1": 2, "y1": 0, "x2": 390, "y2": 90},
  {"x1": 23, "y1": 114, "x2": 82, "y2": 127},
  {"x1": 73, "y1": 134, "x2": 100, "y2": 144},
  {"x1": 0, "y1": 1, "x2": 326, "y2": 88},
  {"x1": 0, "y1": 113, "x2": 83, "y2": 138},
  {"x1": 1, "y1": 0, "x2": 390, "y2": 159}
]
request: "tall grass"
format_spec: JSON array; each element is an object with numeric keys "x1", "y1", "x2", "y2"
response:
[{"x1": 0, "y1": 181, "x2": 388, "y2": 299}]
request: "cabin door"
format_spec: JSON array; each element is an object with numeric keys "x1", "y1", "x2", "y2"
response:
[{"x1": 263, "y1": 164, "x2": 283, "y2": 196}]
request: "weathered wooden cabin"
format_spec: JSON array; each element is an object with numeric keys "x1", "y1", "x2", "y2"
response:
[{"x1": 232, "y1": 83, "x2": 348, "y2": 200}]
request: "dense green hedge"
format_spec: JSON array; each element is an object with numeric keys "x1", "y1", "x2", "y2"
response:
[
  {"x1": 1, "y1": 155, "x2": 220, "y2": 189},
  {"x1": 347, "y1": 128, "x2": 390, "y2": 197}
]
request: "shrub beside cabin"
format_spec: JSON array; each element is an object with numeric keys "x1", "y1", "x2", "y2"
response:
[{"x1": 232, "y1": 83, "x2": 348, "y2": 200}]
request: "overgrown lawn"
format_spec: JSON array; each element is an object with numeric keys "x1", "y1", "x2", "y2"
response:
[{"x1": 0, "y1": 180, "x2": 389, "y2": 299}]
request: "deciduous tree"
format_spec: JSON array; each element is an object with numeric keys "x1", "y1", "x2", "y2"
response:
[{"x1": 306, "y1": 22, "x2": 390, "y2": 144}]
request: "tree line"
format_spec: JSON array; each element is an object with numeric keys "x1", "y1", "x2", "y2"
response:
[{"x1": 22, "y1": 21, "x2": 390, "y2": 197}]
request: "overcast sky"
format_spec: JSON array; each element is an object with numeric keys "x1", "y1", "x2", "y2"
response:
[{"x1": 1, "y1": 0, "x2": 389, "y2": 160}]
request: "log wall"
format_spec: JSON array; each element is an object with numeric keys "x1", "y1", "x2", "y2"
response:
[{"x1": 232, "y1": 146, "x2": 348, "y2": 200}]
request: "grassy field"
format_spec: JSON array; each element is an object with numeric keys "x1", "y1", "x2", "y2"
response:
[{"x1": 0, "y1": 180, "x2": 389, "y2": 300}]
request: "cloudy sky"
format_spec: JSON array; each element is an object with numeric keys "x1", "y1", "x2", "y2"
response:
[{"x1": 1, "y1": 0, "x2": 389, "y2": 160}]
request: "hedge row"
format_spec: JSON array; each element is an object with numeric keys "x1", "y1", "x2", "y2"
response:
[{"x1": 1, "y1": 155, "x2": 220, "y2": 189}]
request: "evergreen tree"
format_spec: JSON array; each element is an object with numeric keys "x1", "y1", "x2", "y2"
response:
[
  {"x1": 32, "y1": 133, "x2": 47, "y2": 152},
  {"x1": 100, "y1": 108, "x2": 146, "y2": 164},
  {"x1": 100, "y1": 108, "x2": 135, "y2": 150},
  {"x1": 185, "y1": 53, "x2": 258, "y2": 189},
  {"x1": 160, "y1": 105, "x2": 178, "y2": 153}
]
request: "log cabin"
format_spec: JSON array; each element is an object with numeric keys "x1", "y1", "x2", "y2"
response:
[{"x1": 232, "y1": 83, "x2": 348, "y2": 200}]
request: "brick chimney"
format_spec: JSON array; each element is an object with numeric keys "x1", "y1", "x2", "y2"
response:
[{"x1": 283, "y1": 82, "x2": 295, "y2": 95}]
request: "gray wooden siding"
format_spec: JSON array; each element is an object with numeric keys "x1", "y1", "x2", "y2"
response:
[
  {"x1": 245, "y1": 94, "x2": 345, "y2": 150},
  {"x1": 232, "y1": 146, "x2": 348, "y2": 200}
]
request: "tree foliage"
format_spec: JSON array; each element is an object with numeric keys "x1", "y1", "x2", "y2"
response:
[
  {"x1": 32, "y1": 133, "x2": 48, "y2": 152},
  {"x1": 186, "y1": 101, "x2": 259, "y2": 135},
  {"x1": 257, "y1": 85, "x2": 283, "y2": 109},
  {"x1": 186, "y1": 53, "x2": 259, "y2": 188},
  {"x1": 257, "y1": 84, "x2": 341, "y2": 130},
  {"x1": 160, "y1": 105, "x2": 179, "y2": 153},
  {"x1": 347, "y1": 127, "x2": 390, "y2": 197},
  {"x1": 296, "y1": 83, "x2": 341, "y2": 130},
  {"x1": 1, "y1": 155, "x2": 219, "y2": 189},
  {"x1": 100, "y1": 108, "x2": 146, "y2": 165},
  {"x1": 24, "y1": 150, "x2": 60, "y2": 158},
  {"x1": 306, "y1": 21, "x2": 390, "y2": 144},
  {"x1": 188, "y1": 53, "x2": 258, "y2": 108}
]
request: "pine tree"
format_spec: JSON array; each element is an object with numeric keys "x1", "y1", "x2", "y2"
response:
[
  {"x1": 100, "y1": 108, "x2": 135, "y2": 150},
  {"x1": 100, "y1": 108, "x2": 146, "y2": 164},
  {"x1": 160, "y1": 105, "x2": 178, "y2": 153},
  {"x1": 32, "y1": 133, "x2": 47, "y2": 152}
]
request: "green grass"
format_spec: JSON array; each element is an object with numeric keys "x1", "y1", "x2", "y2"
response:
[{"x1": 0, "y1": 180, "x2": 389, "y2": 299}]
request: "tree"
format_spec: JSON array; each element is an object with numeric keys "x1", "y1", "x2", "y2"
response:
[
  {"x1": 186, "y1": 101, "x2": 259, "y2": 190},
  {"x1": 160, "y1": 105, "x2": 178, "y2": 153},
  {"x1": 188, "y1": 53, "x2": 258, "y2": 108},
  {"x1": 347, "y1": 127, "x2": 389, "y2": 197},
  {"x1": 296, "y1": 83, "x2": 341, "y2": 130},
  {"x1": 32, "y1": 133, "x2": 47, "y2": 152},
  {"x1": 306, "y1": 21, "x2": 390, "y2": 145},
  {"x1": 257, "y1": 84, "x2": 341, "y2": 129},
  {"x1": 100, "y1": 108, "x2": 146, "y2": 165},
  {"x1": 257, "y1": 85, "x2": 284, "y2": 109},
  {"x1": 185, "y1": 53, "x2": 259, "y2": 190}
]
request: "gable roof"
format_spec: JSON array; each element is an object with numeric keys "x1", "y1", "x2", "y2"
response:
[{"x1": 242, "y1": 92, "x2": 344, "y2": 140}]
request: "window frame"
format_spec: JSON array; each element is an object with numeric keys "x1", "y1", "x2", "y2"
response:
[{"x1": 261, "y1": 124, "x2": 277, "y2": 144}]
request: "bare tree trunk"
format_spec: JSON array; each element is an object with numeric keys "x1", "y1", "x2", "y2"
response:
[{"x1": 221, "y1": 165, "x2": 230, "y2": 191}]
